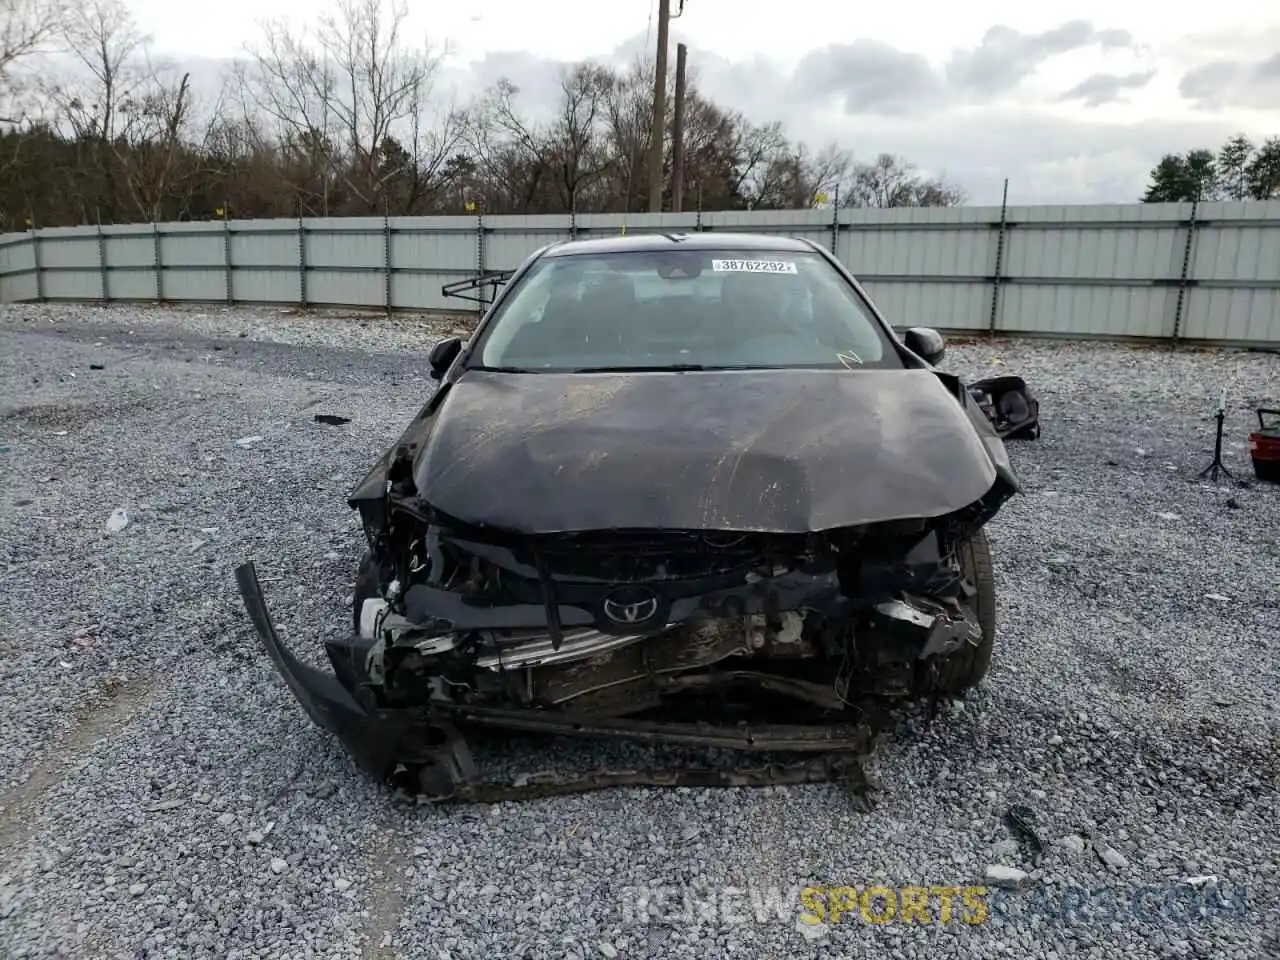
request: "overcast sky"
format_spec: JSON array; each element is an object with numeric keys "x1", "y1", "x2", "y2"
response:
[{"x1": 120, "y1": 0, "x2": 1280, "y2": 205}]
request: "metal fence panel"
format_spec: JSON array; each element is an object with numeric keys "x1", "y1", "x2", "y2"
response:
[
  {"x1": 863, "y1": 280, "x2": 991, "y2": 332},
  {"x1": 999, "y1": 284, "x2": 1174, "y2": 339},
  {"x1": 1182, "y1": 289, "x2": 1280, "y2": 343},
  {"x1": 0, "y1": 234, "x2": 37, "y2": 301},
  {"x1": 2, "y1": 201, "x2": 1279, "y2": 344}
]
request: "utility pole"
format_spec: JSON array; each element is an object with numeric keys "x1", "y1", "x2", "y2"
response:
[
  {"x1": 647, "y1": 0, "x2": 676, "y2": 213},
  {"x1": 671, "y1": 42, "x2": 688, "y2": 213}
]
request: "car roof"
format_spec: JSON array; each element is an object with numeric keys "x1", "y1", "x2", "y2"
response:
[{"x1": 540, "y1": 232, "x2": 818, "y2": 259}]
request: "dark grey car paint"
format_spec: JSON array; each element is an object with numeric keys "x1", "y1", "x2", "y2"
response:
[{"x1": 402, "y1": 367, "x2": 1014, "y2": 535}]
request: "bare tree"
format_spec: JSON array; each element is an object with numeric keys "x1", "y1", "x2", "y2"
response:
[
  {"x1": 549, "y1": 62, "x2": 613, "y2": 212},
  {"x1": 241, "y1": 0, "x2": 456, "y2": 214},
  {"x1": 910, "y1": 177, "x2": 967, "y2": 207},
  {"x1": 51, "y1": 0, "x2": 146, "y2": 141},
  {"x1": 30, "y1": 0, "x2": 154, "y2": 220},
  {"x1": 748, "y1": 139, "x2": 852, "y2": 209},
  {"x1": 733, "y1": 120, "x2": 789, "y2": 207},
  {"x1": 111, "y1": 65, "x2": 193, "y2": 219},
  {"x1": 236, "y1": 19, "x2": 339, "y2": 213},
  {"x1": 848, "y1": 153, "x2": 966, "y2": 208},
  {"x1": 390, "y1": 68, "x2": 467, "y2": 213},
  {"x1": 1, "y1": 0, "x2": 70, "y2": 115},
  {"x1": 1, "y1": 13, "x2": 974, "y2": 228},
  {"x1": 0, "y1": 0, "x2": 72, "y2": 179},
  {"x1": 671, "y1": 84, "x2": 740, "y2": 211},
  {"x1": 804, "y1": 142, "x2": 854, "y2": 205},
  {"x1": 466, "y1": 78, "x2": 550, "y2": 211},
  {"x1": 601, "y1": 57, "x2": 655, "y2": 212}
]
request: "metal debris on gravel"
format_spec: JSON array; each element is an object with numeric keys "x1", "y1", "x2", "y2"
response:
[{"x1": 0, "y1": 303, "x2": 1277, "y2": 959}]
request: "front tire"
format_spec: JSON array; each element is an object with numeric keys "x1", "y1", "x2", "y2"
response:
[
  {"x1": 920, "y1": 527, "x2": 997, "y2": 695},
  {"x1": 352, "y1": 550, "x2": 382, "y2": 634}
]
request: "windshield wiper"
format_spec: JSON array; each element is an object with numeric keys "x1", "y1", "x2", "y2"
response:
[
  {"x1": 469, "y1": 364, "x2": 542, "y2": 373},
  {"x1": 572, "y1": 363, "x2": 708, "y2": 373}
]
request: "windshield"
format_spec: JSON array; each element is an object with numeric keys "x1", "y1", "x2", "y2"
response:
[{"x1": 469, "y1": 247, "x2": 900, "y2": 372}]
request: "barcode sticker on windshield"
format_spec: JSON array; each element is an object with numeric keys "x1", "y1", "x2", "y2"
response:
[{"x1": 710, "y1": 258, "x2": 797, "y2": 274}]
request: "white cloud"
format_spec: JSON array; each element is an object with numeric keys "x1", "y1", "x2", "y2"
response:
[{"x1": 88, "y1": 1, "x2": 1280, "y2": 203}]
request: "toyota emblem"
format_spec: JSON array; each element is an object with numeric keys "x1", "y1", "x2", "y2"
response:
[{"x1": 601, "y1": 587, "x2": 660, "y2": 626}]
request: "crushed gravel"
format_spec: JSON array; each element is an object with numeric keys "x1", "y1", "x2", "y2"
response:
[{"x1": 0, "y1": 302, "x2": 1277, "y2": 959}]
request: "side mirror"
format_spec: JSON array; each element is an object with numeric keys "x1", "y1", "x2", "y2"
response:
[
  {"x1": 428, "y1": 337, "x2": 463, "y2": 380},
  {"x1": 904, "y1": 327, "x2": 945, "y2": 366}
]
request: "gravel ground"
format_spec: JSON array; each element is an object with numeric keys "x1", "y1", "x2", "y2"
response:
[{"x1": 0, "y1": 301, "x2": 1278, "y2": 960}]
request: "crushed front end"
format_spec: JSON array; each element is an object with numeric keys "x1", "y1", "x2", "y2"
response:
[
  {"x1": 356, "y1": 509, "x2": 994, "y2": 717},
  {"x1": 234, "y1": 451, "x2": 1014, "y2": 801}
]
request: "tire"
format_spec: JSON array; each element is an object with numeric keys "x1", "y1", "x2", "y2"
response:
[
  {"x1": 352, "y1": 550, "x2": 382, "y2": 634},
  {"x1": 921, "y1": 527, "x2": 997, "y2": 695}
]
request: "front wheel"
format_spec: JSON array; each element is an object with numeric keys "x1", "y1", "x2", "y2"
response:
[
  {"x1": 918, "y1": 527, "x2": 997, "y2": 695},
  {"x1": 352, "y1": 550, "x2": 383, "y2": 634}
]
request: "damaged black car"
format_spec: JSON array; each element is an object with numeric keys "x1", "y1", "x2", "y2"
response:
[{"x1": 236, "y1": 232, "x2": 1021, "y2": 800}]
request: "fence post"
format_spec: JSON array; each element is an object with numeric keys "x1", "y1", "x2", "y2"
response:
[
  {"x1": 30, "y1": 225, "x2": 45, "y2": 302},
  {"x1": 152, "y1": 222, "x2": 164, "y2": 302},
  {"x1": 987, "y1": 178, "x2": 1010, "y2": 336},
  {"x1": 475, "y1": 208, "x2": 485, "y2": 320},
  {"x1": 297, "y1": 212, "x2": 307, "y2": 307},
  {"x1": 96, "y1": 219, "x2": 109, "y2": 302},
  {"x1": 1171, "y1": 200, "x2": 1198, "y2": 343},
  {"x1": 383, "y1": 205, "x2": 392, "y2": 315},
  {"x1": 829, "y1": 184, "x2": 839, "y2": 253},
  {"x1": 222, "y1": 213, "x2": 233, "y2": 305}
]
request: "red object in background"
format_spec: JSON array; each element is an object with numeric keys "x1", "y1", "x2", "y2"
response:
[{"x1": 1248, "y1": 408, "x2": 1280, "y2": 482}]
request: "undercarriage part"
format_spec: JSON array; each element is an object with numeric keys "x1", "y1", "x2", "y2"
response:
[
  {"x1": 651, "y1": 670, "x2": 848, "y2": 712},
  {"x1": 416, "y1": 753, "x2": 880, "y2": 808},
  {"x1": 431, "y1": 701, "x2": 878, "y2": 752},
  {"x1": 409, "y1": 720, "x2": 481, "y2": 799},
  {"x1": 473, "y1": 610, "x2": 810, "y2": 676},
  {"x1": 402, "y1": 705, "x2": 883, "y2": 805},
  {"x1": 354, "y1": 520, "x2": 990, "y2": 714}
]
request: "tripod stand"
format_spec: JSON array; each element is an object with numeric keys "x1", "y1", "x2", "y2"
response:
[{"x1": 1198, "y1": 407, "x2": 1234, "y2": 482}]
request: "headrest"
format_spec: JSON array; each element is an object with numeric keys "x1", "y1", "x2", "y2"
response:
[{"x1": 581, "y1": 272, "x2": 637, "y2": 306}]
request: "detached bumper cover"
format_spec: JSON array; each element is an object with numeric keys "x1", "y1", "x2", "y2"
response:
[{"x1": 234, "y1": 561, "x2": 480, "y2": 784}]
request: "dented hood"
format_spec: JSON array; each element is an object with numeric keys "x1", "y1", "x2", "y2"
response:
[{"x1": 412, "y1": 367, "x2": 1012, "y2": 535}]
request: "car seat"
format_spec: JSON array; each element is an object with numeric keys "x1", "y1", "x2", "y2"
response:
[{"x1": 718, "y1": 271, "x2": 790, "y2": 337}]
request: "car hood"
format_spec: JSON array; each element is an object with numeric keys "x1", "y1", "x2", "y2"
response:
[{"x1": 412, "y1": 367, "x2": 1013, "y2": 535}]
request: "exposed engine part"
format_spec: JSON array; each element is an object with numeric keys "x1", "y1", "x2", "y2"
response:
[
  {"x1": 873, "y1": 594, "x2": 981, "y2": 659},
  {"x1": 358, "y1": 597, "x2": 388, "y2": 640},
  {"x1": 472, "y1": 610, "x2": 809, "y2": 673},
  {"x1": 361, "y1": 597, "x2": 458, "y2": 688},
  {"x1": 474, "y1": 627, "x2": 651, "y2": 670},
  {"x1": 359, "y1": 598, "x2": 456, "y2": 652},
  {"x1": 524, "y1": 614, "x2": 820, "y2": 708},
  {"x1": 423, "y1": 525, "x2": 445, "y2": 584}
]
